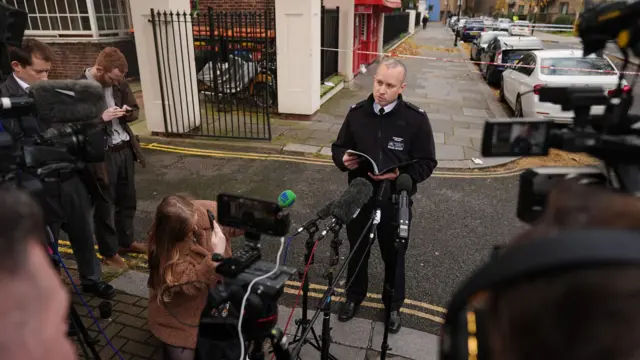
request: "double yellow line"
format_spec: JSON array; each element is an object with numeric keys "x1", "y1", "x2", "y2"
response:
[
  {"x1": 57, "y1": 241, "x2": 446, "y2": 324},
  {"x1": 141, "y1": 142, "x2": 521, "y2": 179}
]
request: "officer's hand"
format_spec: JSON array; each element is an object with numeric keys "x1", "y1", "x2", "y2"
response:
[
  {"x1": 342, "y1": 153, "x2": 360, "y2": 170},
  {"x1": 102, "y1": 107, "x2": 126, "y2": 121},
  {"x1": 368, "y1": 168, "x2": 400, "y2": 181}
]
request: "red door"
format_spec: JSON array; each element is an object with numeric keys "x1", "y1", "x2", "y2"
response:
[{"x1": 367, "y1": 14, "x2": 379, "y2": 64}]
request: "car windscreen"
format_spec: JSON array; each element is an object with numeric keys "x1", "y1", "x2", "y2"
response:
[
  {"x1": 481, "y1": 34, "x2": 500, "y2": 44},
  {"x1": 540, "y1": 57, "x2": 617, "y2": 76},
  {"x1": 502, "y1": 49, "x2": 533, "y2": 64}
]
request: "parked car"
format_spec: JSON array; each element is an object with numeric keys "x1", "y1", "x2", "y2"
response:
[
  {"x1": 480, "y1": 36, "x2": 544, "y2": 85},
  {"x1": 470, "y1": 31, "x2": 505, "y2": 61},
  {"x1": 455, "y1": 18, "x2": 470, "y2": 36},
  {"x1": 495, "y1": 18, "x2": 512, "y2": 31},
  {"x1": 460, "y1": 20, "x2": 485, "y2": 42},
  {"x1": 499, "y1": 49, "x2": 630, "y2": 121},
  {"x1": 509, "y1": 20, "x2": 533, "y2": 36}
]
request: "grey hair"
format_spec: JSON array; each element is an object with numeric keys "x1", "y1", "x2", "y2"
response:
[{"x1": 379, "y1": 58, "x2": 407, "y2": 83}]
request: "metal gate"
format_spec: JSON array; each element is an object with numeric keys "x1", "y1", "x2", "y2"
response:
[{"x1": 150, "y1": 7, "x2": 276, "y2": 140}]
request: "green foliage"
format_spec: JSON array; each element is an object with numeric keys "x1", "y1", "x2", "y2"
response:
[{"x1": 554, "y1": 14, "x2": 574, "y2": 24}]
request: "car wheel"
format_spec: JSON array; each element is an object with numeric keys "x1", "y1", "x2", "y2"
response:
[
  {"x1": 515, "y1": 95, "x2": 523, "y2": 117},
  {"x1": 499, "y1": 80, "x2": 506, "y2": 103}
]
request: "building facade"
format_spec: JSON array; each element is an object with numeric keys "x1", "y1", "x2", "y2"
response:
[{"x1": 5, "y1": 0, "x2": 138, "y2": 79}]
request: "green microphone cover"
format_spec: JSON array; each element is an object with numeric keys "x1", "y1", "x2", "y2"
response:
[{"x1": 278, "y1": 190, "x2": 296, "y2": 208}]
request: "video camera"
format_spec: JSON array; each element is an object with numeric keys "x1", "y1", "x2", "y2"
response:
[
  {"x1": 0, "y1": 3, "x2": 106, "y2": 198},
  {"x1": 196, "y1": 194, "x2": 296, "y2": 360},
  {"x1": 480, "y1": 0, "x2": 640, "y2": 225}
]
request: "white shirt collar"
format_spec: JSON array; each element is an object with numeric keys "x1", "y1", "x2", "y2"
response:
[
  {"x1": 373, "y1": 100, "x2": 398, "y2": 115},
  {"x1": 13, "y1": 73, "x2": 30, "y2": 92}
]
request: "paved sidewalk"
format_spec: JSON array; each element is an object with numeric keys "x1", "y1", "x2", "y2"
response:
[
  {"x1": 99, "y1": 270, "x2": 440, "y2": 360},
  {"x1": 132, "y1": 24, "x2": 516, "y2": 169}
]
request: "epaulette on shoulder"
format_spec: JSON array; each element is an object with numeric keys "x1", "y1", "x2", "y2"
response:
[
  {"x1": 349, "y1": 100, "x2": 367, "y2": 111},
  {"x1": 405, "y1": 102, "x2": 426, "y2": 115}
]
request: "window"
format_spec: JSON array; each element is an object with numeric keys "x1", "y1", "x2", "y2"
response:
[
  {"x1": 540, "y1": 57, "x2": 617, "y2": 76},
  {"x1": 515, "y1": 54, "x2": 535, "y2": 76},
  {"x1": 560, "y1": 2, "x2": 569, "y2": 14},
  {"x1": 2, "y1": 0, "x2": 131, "y2": 39},
  {"x1": 518, "y1": 4, "x2": 525, "y2": 13}
]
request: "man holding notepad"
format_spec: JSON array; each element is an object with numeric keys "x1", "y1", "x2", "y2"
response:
[{"x1": 331, "y1": 58, "x2": 437, "y2": 333}]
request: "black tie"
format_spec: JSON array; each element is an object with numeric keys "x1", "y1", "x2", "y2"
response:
[{"x1": 378, "y1": 107, "x2": 385, "y2": 116}]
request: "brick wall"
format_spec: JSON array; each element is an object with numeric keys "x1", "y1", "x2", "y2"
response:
[
  {"x1": 198, "y1": 0, "x2": 274, "y2": 11},
  {"x1": 43, "y1": 38, "x2": 140, "y2": 80}
]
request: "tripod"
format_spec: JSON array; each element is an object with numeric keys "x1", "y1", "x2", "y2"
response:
[
  {"x1": 46, "y1": 227, "x2": 102, "y2": 360},
  {"x1": 290, "y1": 223, "x2": 338, "y2": 360},
  {"x1": 319, "y1": 224, "x2": 343, "y2": 360}
]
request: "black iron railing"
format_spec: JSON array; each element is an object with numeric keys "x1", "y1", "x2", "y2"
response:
[
  {"x1": 415, "y1": 11, "x2": 422, "y2": 27},
  {"x1": 383, "y1": 12, "x2": 410, "y2": 47},
  {"x1": 321, "y1": 6, "x2": 340, "y2": 82},
  {"x1": 150, "y1": 8, "x2": 275, "y2": 140}
]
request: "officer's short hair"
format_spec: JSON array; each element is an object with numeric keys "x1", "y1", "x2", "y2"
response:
[{"x1": 379, "y1": 58, "x2": 407, "y2": 83}]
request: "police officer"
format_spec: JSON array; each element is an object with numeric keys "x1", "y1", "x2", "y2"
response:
[
  {"x1": 331, "y1": 58, "x2": 437, "y2": 333},
  {"x1": 0, "y1": 39, "x2": 115, "y2": 299}
]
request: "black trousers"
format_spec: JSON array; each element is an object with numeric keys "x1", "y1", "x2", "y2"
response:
[
  {"x1": 94, "y1": 145, "x2": 137, "y2": 258},
  {"x1": 345, "y1": 199, "x2": 411, "y2": 312},
  {"x1": 43, "y1": 176, "x2": 102, "y2": 285}
]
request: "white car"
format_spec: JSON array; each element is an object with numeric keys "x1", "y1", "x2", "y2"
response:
[
  {"x1": 496, "y1": 18, "x2": 512, "y2": 31},
  {"x1": 499, "y1": 49, "x2": 630, "y2": 122},
  {"x1": 509, "y1": 20, "x2": 532, "y2": 36}
]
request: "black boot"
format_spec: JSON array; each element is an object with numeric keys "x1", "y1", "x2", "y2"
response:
[
  {"x1": 389, "y1": 311, "x2": 402, "y2": 334},
  {"x1": 338, "y1": 301, "x2": 360, "y2": 322}
]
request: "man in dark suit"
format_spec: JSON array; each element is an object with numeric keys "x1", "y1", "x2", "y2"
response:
[
  {"x1": 79, "y1": 47, "x2": 147, "y2": 269},
  {"x1": 0, "y1": 38, "x2": 115, "y2": 299}
]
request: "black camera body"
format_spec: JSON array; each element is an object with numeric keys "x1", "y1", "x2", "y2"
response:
[
  {"x1": 480, "y1": 4, "x2": 640, "y2": 224},
  {"x1": 195, "y1": 194, "x2": 296, "y2": 360}
]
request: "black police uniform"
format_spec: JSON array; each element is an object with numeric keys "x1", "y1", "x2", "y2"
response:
[
  {"x1": 0, "y1": 75, "x2": 115, "y2": 299},
  {"x1": 331, "y1": 94, "x2": 437, "y2": 324}
]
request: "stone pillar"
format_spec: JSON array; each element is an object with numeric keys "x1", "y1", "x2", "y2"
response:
[
  {"x1": 275, "y1": 0, "x2": 321, "y2": 116},
  {"x1": 408, "y1": 10, "x2": 417, "y2": 33},
  {"x1": 324, "y1": 0, "x2": 355, "y2": 83},
  {"x1": 130, "y1": 0, "x2": 201, "y2": 133}
]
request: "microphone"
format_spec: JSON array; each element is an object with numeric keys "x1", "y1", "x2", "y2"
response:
[
  {"x1": 291, "y1": 200, "x2": 334, "y2": 237},
  {"x1": 329, "y1": 177, "x2": 374, "y2": 225},
  {"x1": 0, "y1": 96, "x2": 34, "y2": 110},
  {"x1": 277, "y1": 190, "x2": 296, "y2": 208},
  {"x1": 30, "y1": 80, "x2": 106, "y2": 124},
  {"x1": 396, "y1": 174, "x2": 413, "y2": 240}
]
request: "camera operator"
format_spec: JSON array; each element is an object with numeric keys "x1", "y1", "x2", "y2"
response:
[
  {"x1": 147, "y1": 196, "x2": 239, "y2": 360},
  {"x1": 482, "y1": 180, "x2": 640, "y2": 360},
  {"x1": 79, "y1": 47, "x2": 147, "y2": 269},
  {"x1": 0, "y1": 186, "x2": 76, "y2": 360},
  {"x1": 0, "y1": 38, "x2": 51, "y2": 135},
  {"x1": 331, "y1": 58, "x2": 437, "y2": 333},
  {"x1": 0, "y1": 39, "x2": 115, "y2": 300}
]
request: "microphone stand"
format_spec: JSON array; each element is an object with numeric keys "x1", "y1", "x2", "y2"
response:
[
  {"x1": 291, "y1": 180, "x2": 387, "y2": 359},
  {"x1": 290, "y1": 222, "x2": 325, "y2": 356},
  {"x1": 290, "y1": 216, "x2": 374, "y2": 359},
  {"x1": 318, "y1": 223, "x2": 343, "y2": 360},
  {"x1": 380, "y1": 189, "x2": 408, "y2": 360}
]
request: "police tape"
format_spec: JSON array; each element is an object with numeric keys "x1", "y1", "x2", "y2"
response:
[{"x1": 320, "y1": 47, "x2": 640, "y2": 76}]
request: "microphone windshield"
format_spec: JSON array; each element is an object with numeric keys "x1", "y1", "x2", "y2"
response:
[
  {"x1": 330, "y1": 178, "x2": 373, "y2": 224},
  {"x1": 278, "y1": 190, "x2": 296, "y2": 208},
  {"x1": 396, "y1": 174, "x2": 413, "y2": 193},
  {"x1": 317, "y1": 200, "x2": 334, "y2": 219},
  {"x1": 31, "y1": 80, "x2": 106, "y2": 123}
]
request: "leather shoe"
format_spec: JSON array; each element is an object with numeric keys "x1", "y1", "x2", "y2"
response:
[
  {"x1": 82, "y1": 281, "x2": 116, "y2": 300},
  {"x1": 389, "y1": 311, "x2": 402, "y2": 333},
  {"x1": 338, "y1": 301, "x2": 360, "y2": 322}
]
